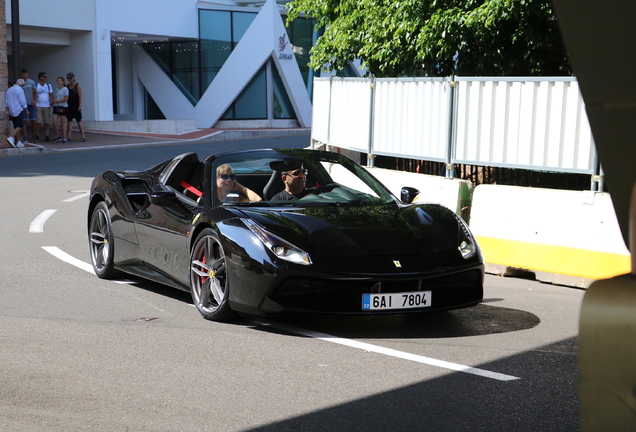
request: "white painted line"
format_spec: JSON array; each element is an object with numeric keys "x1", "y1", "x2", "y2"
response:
[
  {"x1": 253, "y1": 320, "x2": 521, "y2": 382},
  {"x1": 41, "y1": 246, "x2": 131, "y2": 285},
  {"x1": 40, "y1": 247, "x2": 519, "y2": 382},
  {"x1": 42, "y1": 246, "x2": 95, "y2": 273},
  {"x1": 63, "y1": 192, "x2": 90, "y2": 203},
  {"x1": 41, "y1": 247, "x2": 173, "y2": 313},
  {"x1": 29, "y1": 209, "x2": 58, "y2": 233}
]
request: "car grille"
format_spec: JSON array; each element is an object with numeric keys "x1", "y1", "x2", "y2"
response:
[{"x1": 269, "y1": 269, "x2": 483, "y2": 313}]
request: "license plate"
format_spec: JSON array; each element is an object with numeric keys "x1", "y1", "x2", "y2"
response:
[{"x1": 362, "y1": 291, "x2": 432, "y2": 311}]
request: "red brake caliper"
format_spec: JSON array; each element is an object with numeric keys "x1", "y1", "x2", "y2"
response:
[{"x1": 200, "y1": 256, "x2": 207, "y2": 286}]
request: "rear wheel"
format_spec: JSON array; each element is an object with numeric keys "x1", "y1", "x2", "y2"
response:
[
  {"x1": 88, "y1": 201, "x2": 120, "y2": 279},
  {"x1": 190, "y1": 229, "x2": 235, "y2": 321}
]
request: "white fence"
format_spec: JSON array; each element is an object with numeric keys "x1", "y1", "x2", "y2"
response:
[{"x1": 312, "y1": 76, "x2": 598, "y2": 175}]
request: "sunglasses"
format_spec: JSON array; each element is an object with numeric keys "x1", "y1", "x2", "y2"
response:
[
  {"x1": 285, "y1": 169, "x2": 308, "y2": 177},
  {"x1": 218, "y1": 174, "x2": 236, "y2": 181}
]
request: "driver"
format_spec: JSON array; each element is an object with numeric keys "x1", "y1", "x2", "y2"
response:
[
  {"x1": 216, "y1": 164, "x2": 262, "y2": 203},
  {"x1": 271, "y1": 160, "x2": 311, "y2": 201}
]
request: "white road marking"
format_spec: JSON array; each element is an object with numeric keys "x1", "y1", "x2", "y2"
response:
[
  {"x1": 29, "y1": 209, "x2": 58, "y2": 233},
  {"x1": 42, "y1": 246, "x2": 95, "y2": 273},
  {"x1": 41, "y1": 246, "x2": 173, "y2": 313},
  {"x1": 41, "y1": 246, "x2": 128, "y2": 285},
  {"x1": 63, "y1": 192, "x2": 90, "y2": 203},
  {"x1": 253, "y1": 319, "x2": 521, "y2": 382},
  {"x1": 40, "y1": 245, "x2": 519, "y2": 381}
]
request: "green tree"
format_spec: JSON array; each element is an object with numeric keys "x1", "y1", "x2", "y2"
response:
[{"x1": 286, "y1": 0, "x2": 571, "y2": 77}]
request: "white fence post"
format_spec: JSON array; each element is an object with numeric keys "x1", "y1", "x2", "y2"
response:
[{"x1": 367, "y1": 77, "x2": 376, "y2": 167}]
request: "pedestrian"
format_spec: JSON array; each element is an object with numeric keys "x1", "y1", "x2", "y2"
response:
[
  {"x1": 5, "y1": 79, "x2": 27, "y2": 148},
  {"x1": 52, "y1": 77, "x2": 69, "y2": 143},
  {"x1": 34, "y1": 72, "x2": 53, "y2": 142},
  {"x1": 65, "y1": 72, "x2": 85, "y2": 142},
  {"x1": 20, "y1": 68, "x2": 37, "y2": 142}
]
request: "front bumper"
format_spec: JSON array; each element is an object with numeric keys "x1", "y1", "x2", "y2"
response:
[{"x1": 261, "y1": 265, "x2": 484, "y2": 315}]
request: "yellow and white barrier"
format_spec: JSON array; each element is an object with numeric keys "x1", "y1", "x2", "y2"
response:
[
  {"x1": 365, "y1": 168, "x2": 629, "y2": 287},
  {"x1": 470, "y1": 184, "x2": 630, "y2": 287}
]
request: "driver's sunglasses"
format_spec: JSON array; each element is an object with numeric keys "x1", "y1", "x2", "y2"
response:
[
  {"x1": 218, "y1": 174, "x2": 236, "y2": 181},
  {"x1": 285, "y1": 168, "x2": 308, "y2": 177}
]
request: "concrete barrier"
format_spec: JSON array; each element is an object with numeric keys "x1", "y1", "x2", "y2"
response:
[
  {"x1": 469, "y1": 184, "x2": 631, "y2": 287},
  {"x1": 366, "y1": 167, "x2": 473, "y2": 217}
]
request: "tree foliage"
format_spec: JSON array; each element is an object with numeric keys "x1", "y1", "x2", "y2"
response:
[{"x1": 286, "y1": 0, "x2": 571, "y2": 77}]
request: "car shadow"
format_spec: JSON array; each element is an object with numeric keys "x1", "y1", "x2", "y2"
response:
[
  {"x1": 245, "y1": 300, "x2": 540, "y2": 340},
  {"x1": 119, "y1": 276, "x2": 194, "y2": 305},
  {"x1": 241, "y1": 337, "x2": 579, "y2": 432},
  {"x1": 116, "y1": 276, "x2": 540, "y2": 340}
]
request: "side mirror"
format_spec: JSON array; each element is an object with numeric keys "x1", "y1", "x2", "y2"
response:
[
  {"x1": 401, "y1": 186, "x2": 420, "y2": 204},
  {"x1": 149, "y1": 190, "x2": 179, "y2": 206}
]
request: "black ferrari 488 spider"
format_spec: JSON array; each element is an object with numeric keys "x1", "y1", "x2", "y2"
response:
[{"x1": 88, "y1": 148, "x2": 483, "y2": 321}]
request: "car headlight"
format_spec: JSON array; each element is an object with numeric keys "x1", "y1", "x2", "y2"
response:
[
  {"x1": 453, "y1": 214, "x2": 479, "y2": 260},
  {"x1": 241, "y1": 219, "x2": 312, "y2": 265},
  {"x1": 459, "y1": 239, "x2": 476, "y2": 259}
]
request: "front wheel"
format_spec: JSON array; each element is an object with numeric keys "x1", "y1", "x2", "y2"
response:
[
  {"x1": 190, "y1": 229, "x2": 235, "y2": 321},
  {"x1": 88, "y1": 201, "x2": 120, "y2": 279}
]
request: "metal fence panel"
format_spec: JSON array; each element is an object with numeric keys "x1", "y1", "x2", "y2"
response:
[
  {"x1": 453, "y1": 78, "x2": 596, "y2": 173},
  {"x1": 372, "y1": 78, "x2": 450, "y2": 161},
  {"x1": 310, "y1": 79, "x2": 331, "y2": 144},
  {"x1": 312, "y1": 76, "x2": 597, "y2": 175},
  {"x1": 312, "y1": 77, "x2": 372, "y2": 153}
]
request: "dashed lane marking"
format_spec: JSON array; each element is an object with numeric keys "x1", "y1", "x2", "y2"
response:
[{"x1": 29, "y1": 209, "x2": 57, "y2": 233}]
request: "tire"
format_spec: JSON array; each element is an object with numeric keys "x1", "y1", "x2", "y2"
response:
[
  {"x1": 189, "y1": 229, "x2": 236, "y2": 321},
  {"x1": 88, "y1": 201, "x2": 120, "y2": 279}
]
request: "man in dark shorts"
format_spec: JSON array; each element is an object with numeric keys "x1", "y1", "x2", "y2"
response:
[
  {"x1": 20, "y1": 68, "x2": 37, "y2": 142},
  {"x1": 5, "y1": 79, "x2": 27, "y2": 148},
  {"x1": 65, "y1": 72, "x2": 86, "y2": 142}
]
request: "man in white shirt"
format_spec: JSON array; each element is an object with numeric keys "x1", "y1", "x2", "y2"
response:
[
  {"x1": 34, "y1": 72, "x2": 53, "y2": 142},
  {"x1": 5, "y1": 79, "x2": 27, "y2": 148}
]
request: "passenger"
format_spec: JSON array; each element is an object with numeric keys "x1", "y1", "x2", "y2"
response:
[
  {"x1": 216, "y1": 164, "x2": 262, "y2": 203},
  {"x1": 51, "y1": 77, "x2": 69, "y2": 143},
  {"x1": 271, "y1": 160, "x2": 310, "y2": 201}
]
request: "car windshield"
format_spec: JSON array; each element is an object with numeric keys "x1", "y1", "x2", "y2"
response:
[{"x1": 210, "y1": 149, "x2": 397, "y2": 207}]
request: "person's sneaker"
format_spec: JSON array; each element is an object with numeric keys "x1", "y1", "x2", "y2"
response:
[
  {"x1": 52, "y1": 136, "x2": 61, "y2": 142},
  {"x1": 6, "y1": 136, "x2": 15, "y2": 147},
  {"x1": 45, "y1": 135, "x2": 50, "y2": 142},
  {"x1": 16, "y1": 141, "x2": 24, "y2": 148},
  {"x1": 62, "y1": 138, "x2": 67, "y2": 143}
]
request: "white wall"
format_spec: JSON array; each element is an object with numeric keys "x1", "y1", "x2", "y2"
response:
[
  {"x1": 20, "y1": 32, "x2": 96, "y2": 122},
  {"x1": 9, "y1": 0, "x2": 201, "y2": 122},
  {"x1": 103, "y1": 0, "x2": 199, "y2": 38}
]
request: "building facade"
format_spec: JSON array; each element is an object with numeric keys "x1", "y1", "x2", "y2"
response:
[{"x1": 6, "y1": 0, "x2": 320, "y2": 128}]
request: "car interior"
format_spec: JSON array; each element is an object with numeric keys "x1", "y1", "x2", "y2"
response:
[{"x1": 162, "y1": 153, "x2": 205, "y2": 201}]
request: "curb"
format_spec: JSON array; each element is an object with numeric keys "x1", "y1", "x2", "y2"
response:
[{"x1": 0, "y1": 129, "x2": 311, "y2": 157}]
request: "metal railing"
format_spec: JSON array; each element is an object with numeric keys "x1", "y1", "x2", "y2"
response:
[{"x1": 312, "y1": 76, "x2": 601, "y2": 187}]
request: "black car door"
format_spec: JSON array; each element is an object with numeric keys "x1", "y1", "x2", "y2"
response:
[{"x1": 133, "y1": 186, "x2": 196, "y2": 287}]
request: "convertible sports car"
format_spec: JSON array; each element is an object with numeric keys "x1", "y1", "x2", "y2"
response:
[{"x1": 88, "y1": 148, "x2": 484, "y2": 321}]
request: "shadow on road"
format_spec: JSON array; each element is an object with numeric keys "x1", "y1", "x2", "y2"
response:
[
  {"x1": 246, "y1": 301, "x2": 540, "y2": 340},
  {"x1": 243, "y1": 337, "x2": 579, "y2": 432}
]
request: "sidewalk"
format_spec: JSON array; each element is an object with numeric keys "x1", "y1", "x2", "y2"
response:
[{"x1": 0, "y1": 127, "x2": 311, "y2": 157}]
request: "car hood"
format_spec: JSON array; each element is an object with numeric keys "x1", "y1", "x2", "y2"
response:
[{"x1": 239, "y1": 204, "x2": 461, "y2": 259}]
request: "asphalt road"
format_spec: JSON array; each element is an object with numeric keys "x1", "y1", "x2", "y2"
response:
[{"x1": 0, "y1": 136, "x2": 583, "y2": 432}]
